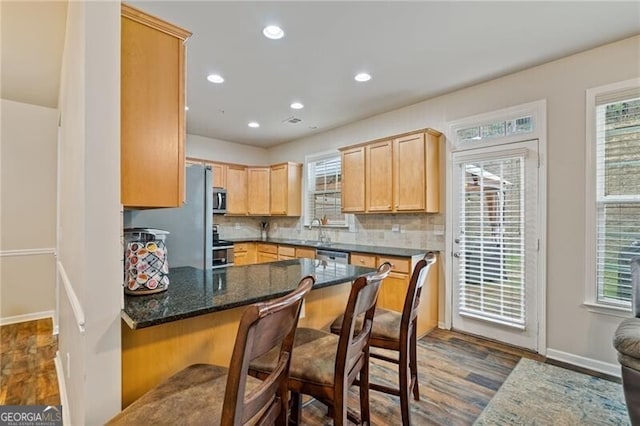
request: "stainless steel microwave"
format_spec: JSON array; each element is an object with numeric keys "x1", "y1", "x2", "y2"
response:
[{"x1": 212, "y1": 188, "x2": 227, "y2": 214}]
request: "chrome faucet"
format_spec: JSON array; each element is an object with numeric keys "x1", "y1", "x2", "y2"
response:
[{"x1": 308, "y1": 218, "x2": 326, "y2": 242}]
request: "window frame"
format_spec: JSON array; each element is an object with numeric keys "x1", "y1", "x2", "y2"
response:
[
  {"x1": 584, "y1": 78, "x2": 640, "y2": 315},
  {"x1": 303, "y1": 150, "x2": 353, "y2": 229}
]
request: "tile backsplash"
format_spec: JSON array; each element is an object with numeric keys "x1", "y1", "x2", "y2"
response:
[{"x1": 214, "y1": 213, "x2": 445, "y2": 250}]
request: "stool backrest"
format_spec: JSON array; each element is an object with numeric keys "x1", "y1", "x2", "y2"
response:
[
  {"x1": 402, "y1": 252, "x2": 437, "y2": 334},
  {"x1": 335, "y1": 263, "x2": 391, "y2": 389},
  {"x1": 222, "y1": 276, "x2": 314, "y2": 426}
]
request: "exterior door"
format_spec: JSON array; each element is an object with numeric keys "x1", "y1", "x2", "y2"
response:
[{"x1": 452, "y1": 140, "x2": 539, "y2": 350}]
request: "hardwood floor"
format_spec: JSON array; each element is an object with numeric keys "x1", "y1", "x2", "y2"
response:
[
  {"x1": 1, "y1": 320, "x2": 608, "y2": 425},
  {"x1": 0, "y1": 318, "x2": 59, "y2": 406}
]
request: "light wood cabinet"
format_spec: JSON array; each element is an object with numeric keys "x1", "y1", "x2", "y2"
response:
[
  {"x1": 366, "y1": 140, "x2": 393, "y2": 212},
  {"x1": 296, "y1": 247, "x2": 316, "y2": 259},
  {"x1": 233, "y1": 242, "x2": 255, "y2": 265},
  {"x1": 340, "y1": 128, "x2": 441, "y2": 214},
  {"x1": 121, "y1": 5, "x2": 191, "y2": 208},
  {"x1": 341, "y1": 146, "x2": 366, "y2": 212},
  {"x1": 277, "y1": 245, "x2": 296, "y2": 260},
  {"x1": 257, "y1": 243, "x2": 278, "y2": 263},
  {"x1": 226, "y1": 165, "x2": 247, "y2": 215},
  {"x1": 247, "y1": 167, "x2": 270, "y2": 215},
  {"x1": 211, "y1": 163, "x2": 227, "y2": 189},
  {"x1": 270, "y1": 163, "x2": 302, "y2": 216}
]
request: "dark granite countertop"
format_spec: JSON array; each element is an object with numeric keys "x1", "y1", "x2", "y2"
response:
[
  {"x1": 229, "y1": 237, "x2": 434, "y2": 257},
  {"x1": 122, "y1": 259, "x2": 375, "y2": 330}
]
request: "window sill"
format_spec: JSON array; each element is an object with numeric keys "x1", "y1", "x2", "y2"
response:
[{"x1": 582, "y1": 302, "x2": 632, "y2": 318}]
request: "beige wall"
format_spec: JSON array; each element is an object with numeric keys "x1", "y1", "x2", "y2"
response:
[
  {"x1": 57, "y1": 1, "x2": 121, "y2": 424},
  {"x1": 268, "y1": 35, "x2": 640, "y2": 367},
  {"x1": 0, "y1": 99, "x2": 57, "y2": 320}
]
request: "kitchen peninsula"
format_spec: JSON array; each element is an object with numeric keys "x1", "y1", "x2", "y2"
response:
[{"x1": 120, "y1": 258, "x2": 376, "y2": 407}]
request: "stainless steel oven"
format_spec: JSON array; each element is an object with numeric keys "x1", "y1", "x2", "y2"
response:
[{"x1": 212, "y1": 240, "x2": 234, "y2": 269}]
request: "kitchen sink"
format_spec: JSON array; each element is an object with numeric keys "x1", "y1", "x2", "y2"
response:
[{"x1": 285, "y1": 239, "x2": 327, "y2": 247}]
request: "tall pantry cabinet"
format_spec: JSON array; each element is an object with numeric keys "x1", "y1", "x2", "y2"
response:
[{"x1": 121, "y1": 4, "x2": 191, "y2": 208}]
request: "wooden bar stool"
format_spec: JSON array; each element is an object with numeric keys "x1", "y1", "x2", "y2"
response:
[
  {"x1": 330, "y1": 252, "x2": 436, "y2": 425},
  {"x1": 106, "y1": 276, "x2": 314, "y2": 426},
  {"x1": 249, "y1": 263, "x2": 392, "y2": 425}
]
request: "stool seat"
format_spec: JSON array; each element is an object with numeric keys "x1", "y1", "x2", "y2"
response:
[
  {"x1": 331, "y1": 307, "x2": 402, "y2": 350},
  {"x1": 107, "y1": 364, "x2": 263, "y2": 425}
]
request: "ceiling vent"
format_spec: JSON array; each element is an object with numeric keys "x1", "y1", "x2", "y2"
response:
[{"x1": 282, "y1": 116, "x2": 302, "y2": 124}]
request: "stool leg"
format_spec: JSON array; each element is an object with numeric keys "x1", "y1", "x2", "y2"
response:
[
  {"x1": 359, "y1": 356, "x2": 371, "y2": 426},
  {"x1": 399, "y1": 339, "x2": 411, "y2": 426},
  {"x1": 410, "y1": 327, "x2": 420, "y2": 401},
  {"x1": 289, "y1": 392, "x2": 302, "y2": 425}
]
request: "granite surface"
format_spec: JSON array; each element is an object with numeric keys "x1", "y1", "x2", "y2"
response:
[
  {"x1": 229, "y1": 237, "x2": 434, "y2": 257},
  {"x1": 122, "y1": 259, "x2": 375, "y2": 330}
]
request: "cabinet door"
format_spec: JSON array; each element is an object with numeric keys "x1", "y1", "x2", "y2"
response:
[
  {"x1": 270, "y1": 164, "x2": 288, "y2": 215},
  {"x1": 366, "y1": 140, "x2": 393, "y2": 212},
  {"x1": 378, "y1": 272, "x2": 409, "y2": 313},
  {"x1": 234, "y1": 251, "x2": 249, "y2": 266},
  {"x1": 211, "y1": 163, "x2": 227, "y2": 189},
  {"x1": 121, "y1": 6, "x2": 190, "y2": 208},
  {"x1": 394, "y1": 133, "x2": 425, "y2": 211},
  {"x1": 247, "y1": 167, "x2": 270, "y2": 215},
  {"x1": 226, "y1": 165, "x2": 247, "y2": 215},
  {"x1": 341, "y1": 147, "x2": 366, "y2": 212},
  {"x1": 257, "y1": 252, "x2": 278, "y2": 263},
  {"x1": 296, "y1": 247, "x2": 316, "y2": 259}
]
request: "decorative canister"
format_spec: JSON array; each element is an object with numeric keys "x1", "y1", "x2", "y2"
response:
[{"x1": 124, "y1": 228, "x2": 170, "y2": 295}]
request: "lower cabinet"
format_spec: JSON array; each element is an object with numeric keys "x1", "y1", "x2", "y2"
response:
[
  {"x1": 233, "y1": 242, "x2": 256, "y2": 265},
  {"x1": 296, "y1": 247, "x2": 316, "y2": 259},
  {"x1": 257, "y1": 243, "x2": 278, "y2": 263}
]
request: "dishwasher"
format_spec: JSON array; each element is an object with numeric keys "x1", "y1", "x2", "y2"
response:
[{"x1": 316, "y1": 249, "x2": 349, "y2": 264}]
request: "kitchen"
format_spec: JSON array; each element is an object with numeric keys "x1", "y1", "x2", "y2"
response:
[{"x1": 2, "y1": 1, "x2": 639, "y2": 424}]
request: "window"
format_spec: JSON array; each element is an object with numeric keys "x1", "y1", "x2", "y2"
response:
[
  {"x1": 305, "y1": 152, "x2": 350, "y2": 227},
  {"x1": 587, "y1": 80, "x2": 640, "y2": 310},
  {"x1": 456, "y1": 115, "x2": 534, "y2": 143}
]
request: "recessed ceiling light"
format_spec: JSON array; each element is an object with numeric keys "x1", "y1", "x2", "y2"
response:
[
  {"x1": 248, "y1": 122, "x2": 260, "y2": 128},
  {"x1": 354, "y1": 72, "x2": 372, "y2": 82},
  {"x1": 290, "y1": 102, "x2": 304, "y2": 110},
  {"x1": 263, "y1": 25, "x2": 284, "y2": 40},
  {"x1": 207, "y1": 74, "x2": 224, "y2": 84},
  {"x1": 185, "y1": 106, "x2": 189, "y2": 111}
]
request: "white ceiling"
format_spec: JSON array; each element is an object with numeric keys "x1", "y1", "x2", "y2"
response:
[{"x1": 2, "y1": 2, "x2": 639, "y2": 148}]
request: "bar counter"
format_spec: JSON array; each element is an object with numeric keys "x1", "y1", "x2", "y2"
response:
[
  {"x1": 122, "y1": 259, "x2": 375, "y2": 329},
  {"x1": 121, "y1": 259, "x2": 375, "y2": 407}
]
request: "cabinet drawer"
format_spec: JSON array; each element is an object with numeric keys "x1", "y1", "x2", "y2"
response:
[
  {"x1": 351, "y1": 253, "x2": 376, "y2": 268},
  {"x1": 377, "y1": 256, "x2": 410, "y2": 274},
  {"x1": 278, "y1": 246, "x2": 296, "y2": 257},
  {"x1": 296, "y1": 247, "x2": 316, "y2": 259},
  {"x1": 234, "y1": 243, "x2": 250, "y2": 253},
  {"x1": 257, "y1": 243, "x2": 277, "y2": 254}
]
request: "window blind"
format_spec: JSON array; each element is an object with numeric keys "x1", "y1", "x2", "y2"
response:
[
  {"x1": 458, "y1": 156, "x2": 526, "y2": 328},
  {"x1": 595, "y1": 95, "x2": 640, "y2": 307},
  {"x1": 306, "y1": 155, "x2": 347, "y2": 226}
]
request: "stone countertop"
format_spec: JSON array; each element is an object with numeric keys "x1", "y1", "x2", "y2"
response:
[
  {"x1": 122, "y1": 259, "x2": 376, "y2": 330},
  {"x1": 229, "y1": 237, "x2": 435, "y2": 258}
]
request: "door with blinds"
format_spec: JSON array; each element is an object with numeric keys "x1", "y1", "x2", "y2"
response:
[{"x1": 452, "y1": 140, "x2": 539, "y2": 350}]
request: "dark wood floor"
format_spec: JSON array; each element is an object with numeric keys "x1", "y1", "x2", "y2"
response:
[
  {"x1": 0, "y1": 318, "x2": 59, "y2": 406},
  {"x1": 2, "y1": 320, "x2": 608, "y2": 425}
]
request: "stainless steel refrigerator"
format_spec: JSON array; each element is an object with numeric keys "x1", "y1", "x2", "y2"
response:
[{"x1": 124, "y1": 164, "x2": 213, "y2": 270}]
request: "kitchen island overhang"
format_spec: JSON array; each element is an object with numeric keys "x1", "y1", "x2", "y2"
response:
[{"x1": 122, "y1": 258, "x2": 376, "y2": 330}]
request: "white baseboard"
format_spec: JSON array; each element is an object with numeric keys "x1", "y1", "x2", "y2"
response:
[
  {"x1": 0, "y1": 310, "x2": 55, "y2": 326},
  {"x1": 438, "y1": 321, "x2": 448, "y2": 330},
  {"x1": 546, "y1": 348, "x2": 621, "y2": 378},
  {"x1": 54, "y1": 352, "x2": 71, "y2": 426}
]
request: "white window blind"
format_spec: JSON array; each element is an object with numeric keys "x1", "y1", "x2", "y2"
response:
[
  {"x1": 458, "y1": 156, "x2": 526, "y2": 328},
  {"x1": 306, "y1": 154, "x2": 348, "y2": 226},
  {"x1": 594, "y1": 92, "x2": 640, "y2": 307}
]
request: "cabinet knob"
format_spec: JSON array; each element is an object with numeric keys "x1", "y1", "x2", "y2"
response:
[{"x1": 360, "y1": 259, "x2": 364, "y2": 263}]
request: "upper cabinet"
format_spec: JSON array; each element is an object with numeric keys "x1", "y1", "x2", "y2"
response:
[
  {"x1": 340, "y1": 128, "x2": 441, "y2": 214},
  {"x1": 226, "y1": 165, "x2": 247, "y2": 215},
  {"x1": 341, "y1": 146, "x2": 366, "y2": 212},
  {"x1": 270, "y1": 162, "x2": 302, "y2": 216},
  {"x1": 247, "y1": 167, "x2": 270, "y2": 215},
  {"x1": 121, "y1": 4, "x2": 191, "y2": 208},
  {"x1": 211, "y1": 163, "x2": 227, "y2": 189}
]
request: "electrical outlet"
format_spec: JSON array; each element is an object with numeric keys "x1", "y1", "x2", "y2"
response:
[
  {"x1": 234, "y1": 223, "x2": 241, "y2": 230},
  {"x1": 433, "y1": 225, "x2": 445, "y2": 236},
  {"x1": 392, "y1": 224, "x2": 400, "y2": 232}
]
